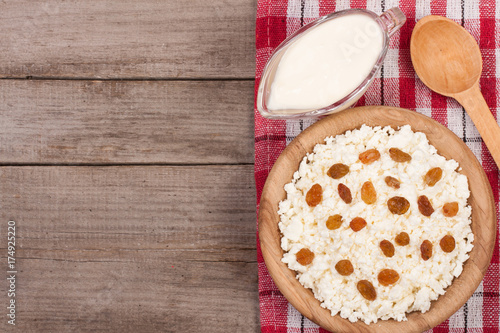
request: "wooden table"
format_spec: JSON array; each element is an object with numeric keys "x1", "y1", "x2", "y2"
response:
[{"x1": 0, "y1": 1, "x2": 258, "y2": 332}]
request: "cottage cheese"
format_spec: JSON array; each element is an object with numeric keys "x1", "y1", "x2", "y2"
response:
[{"x1": 278, "y1": 125, "x2": 473, "y2": 324}]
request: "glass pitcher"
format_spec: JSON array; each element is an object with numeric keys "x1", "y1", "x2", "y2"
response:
[{"x1": 256, "y1": 8, "x2": 406, "y2": 119}]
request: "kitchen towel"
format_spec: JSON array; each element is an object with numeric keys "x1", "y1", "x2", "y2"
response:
[{"x1": 254, "y1": 0, "x2": 500, "y2": 332}]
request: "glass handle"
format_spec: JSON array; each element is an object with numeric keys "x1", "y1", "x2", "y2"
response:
[{"x1": 379, "y1": 7, "x2": 406, "y2": 37}]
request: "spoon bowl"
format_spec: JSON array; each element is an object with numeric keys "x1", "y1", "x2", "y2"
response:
[
  {"x1": 411, "y1": 16, "x2": 481, "y2": 95},
  {"x1": 411, "y1": 15, "x2": 500, "y2": 169}
]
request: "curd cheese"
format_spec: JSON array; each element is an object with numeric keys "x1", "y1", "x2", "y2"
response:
[{"x1": 278, "y1": 125, "x2": 473, "y2": 324}]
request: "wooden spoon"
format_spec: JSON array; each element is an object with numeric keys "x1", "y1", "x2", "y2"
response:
[{"x1": 411, "y1": 15, "x2": 500, "y2": 168}]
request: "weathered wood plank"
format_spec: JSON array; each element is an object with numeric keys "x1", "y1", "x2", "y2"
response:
[
  {"x1": 0, "y1": 0, "x2": 256, "y2": 79},
  {"x1": 0, "y1": 80, "x2": 255, "y2": 164},
  {"x1": 0, "y1": 166, "x2": 256, "y2": 250},
  {"x1": 0, "y1": 165, "x2": 258, "y2": 332},
  {"x1": 2, "y1": 252, "x2": 258, "y2": 333}
]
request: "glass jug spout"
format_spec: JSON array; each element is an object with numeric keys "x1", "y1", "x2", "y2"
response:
[{"x1": 380, "y1": 7, "x2": 406, "y2": 37}]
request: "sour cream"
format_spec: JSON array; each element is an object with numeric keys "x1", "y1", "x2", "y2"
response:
[{"x1": 267, "y1": 14, "x2": 385, "y2": 111}]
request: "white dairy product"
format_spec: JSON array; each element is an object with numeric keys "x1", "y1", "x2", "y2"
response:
[
  {"x1": 267, "y1": 14, "x2": 384, "y2": 110},
  {"x1": 278, "y1": 125, "x2": 473, "y2": 324}
]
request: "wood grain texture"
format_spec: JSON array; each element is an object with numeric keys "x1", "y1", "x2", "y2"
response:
[
  {"x1": 3, "y1": 251, "x2": 257, "y2": 333},
  {"x1": 259, "y1": 106, "x2": 496, "y2": 332},
  {"x1": 410, "y1": 15, "x2": 500, "y2": 169},
  {"x1": 0, "y1": 165, "x2": 258, "y2": 332},
  {"x1": 0, "y1": 0, "x2": 256, "y2": 79},
  {"x1": 0, "y1": 80, "x2": 254, "y2": 164}
]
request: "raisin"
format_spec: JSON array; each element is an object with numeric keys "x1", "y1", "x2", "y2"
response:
[
  {"x1": 350, "y1": 217, "x2": 367, "y2": 232},
  {"x1": 335, "y1": 259, "x2": 354, "y2": 276},
  {"x1": 387, "y1": 196, "x2": 410, "y2": 215},
  {"x1": 359, "y1": 149, "x2": 381, "y2": 164},
  {"x1": 338, "y1": 183, "x2": 352, "y2": 204},
  {"x1": 327, "y1": 163, "x2": 350, "y2": 179},
  {"x1": 385, "y1": 176, "x2": 401, "y2": 189},
  {"x1": 420, "y1": 240, "x2": 433, "y2": 261},
  {"x1": 380, "y1": 240, "x2": 395, "y2": 257},
  {"x1": 424, "y1": 167, "x2": 443, "y2": 187},
  {"x1": 389, "y1": 148, "x2": 412, "y2": 162},
  {"x1": 357, "y1": 280, "x2": 377, "y2": 301},
  {"x1": 305, "y1": 183, "x2": 322, "y2": 207},
  {"x1": 440, "y1": 235, "x2": 456, "y2": 253},
  {"x1": 296, "y1": 248, "x2": 314, "y2": 266},
  {"x1": 326, "y1": 214, "x2": 342, "y2": 230},
  {"x1": 443, "y1": 202, "x2": 459, "y2": 217},
  {"x1": 378, "y1": 269, "x2": 400, "y2": 286},
  {"x1": 417, "y1": 195, "x2": 434, "y2": 217},
  {"x1": 395, "y1": 232, "x2": 410, "y2": 246},
  {"x1": 361, "y1": 181, "x2": 377, "y2": 204}
]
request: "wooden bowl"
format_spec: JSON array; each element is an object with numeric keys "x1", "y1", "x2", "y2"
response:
[{"x1": 259, "y1": 106, "x2": 496, "y2": 332}]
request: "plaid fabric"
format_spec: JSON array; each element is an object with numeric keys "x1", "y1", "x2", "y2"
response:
[{"x1": 254, "y1": 0, "x2": 500, "y2": 332}]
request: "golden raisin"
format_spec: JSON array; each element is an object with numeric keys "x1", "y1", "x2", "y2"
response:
[
  {"x1": 359, "y1": 149, "x2": 381, "y2": 164},
  {"x1": 361, "y1": 181, "x2": 377, "y2": 204},
  {"x1": 327, "y1": 163, "x2": 350, "y2": 179},
  {"x1": 305, "y1": 183, "x2": 322, "y2": 207},
  {"x1": 420, "y1": 240, "x2": 433, "y2": 261},
  {"x1": 357, "y1": 280, "x2": 377, "y2": 301},
  {"x1": 335, "y1": 259, "x2": 354, "y2": 276},
  {"x1": 378, "y1": 269, "x2": 400, "y2": 286},
  {"x1": 424, "y1": 167, "x2": 443, "y2": 186},
  {"x1": 389, "y1": 148, "x2": 412, "y2": 162},
  {"x1": 380, "y1": 240, "x2": 395, "y2": 257},
  {"x1": 385, "y1": 176, "x2": 401, "y2": 189},
  {"x1": 440, "y1": 235, "x2": 456, "y2": 253},
  {"x1": 326, "y1": 214, "x2": 342, "y2": 230},
  {"x1": 338, "y1": 183, "x2": 352, "y2": 204},
  {"x1": 443, "y1": 202, "x2": 459, "y2": 217},
  {"x1": 395, "y1": 232, "x2": 410, "y2": 246},
  {"x1": 417, "y1": 195, "x2": 434, "y2": 217},
  {"x1": 387, "y1": 196, "x2": 410, "y2": 215},
  {"x1": 296, "y1": 248, "x2": 314, "y2": 266},
  {"x1": 350, "y1": 217, "x2": 367, "y2": 232}
]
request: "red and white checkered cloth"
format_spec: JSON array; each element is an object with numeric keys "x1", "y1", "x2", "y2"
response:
[{"x1": 254, "y1": 0, "x2": 500, "y2": 332}]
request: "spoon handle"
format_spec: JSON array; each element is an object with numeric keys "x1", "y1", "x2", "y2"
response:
[{"x1": 454, "y1": 84, "x2": 500, "y2": 169}]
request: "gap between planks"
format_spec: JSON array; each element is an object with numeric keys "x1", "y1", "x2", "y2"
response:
[
  {"x1": 1, "y1": 77, "x2": 256, "y2": 81},
  {"x1": 0, "y1": 162, "x2": 255, "y2": 167}
]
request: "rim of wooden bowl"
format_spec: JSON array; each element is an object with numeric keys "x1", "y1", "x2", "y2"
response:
[{"x1": 258, "y1": 106, "x2": 496, "y2": 333}]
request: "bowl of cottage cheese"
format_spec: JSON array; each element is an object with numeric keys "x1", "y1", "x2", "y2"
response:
[{"x1": 258, "y1": 106, "x2": 496, "y2": 332}]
